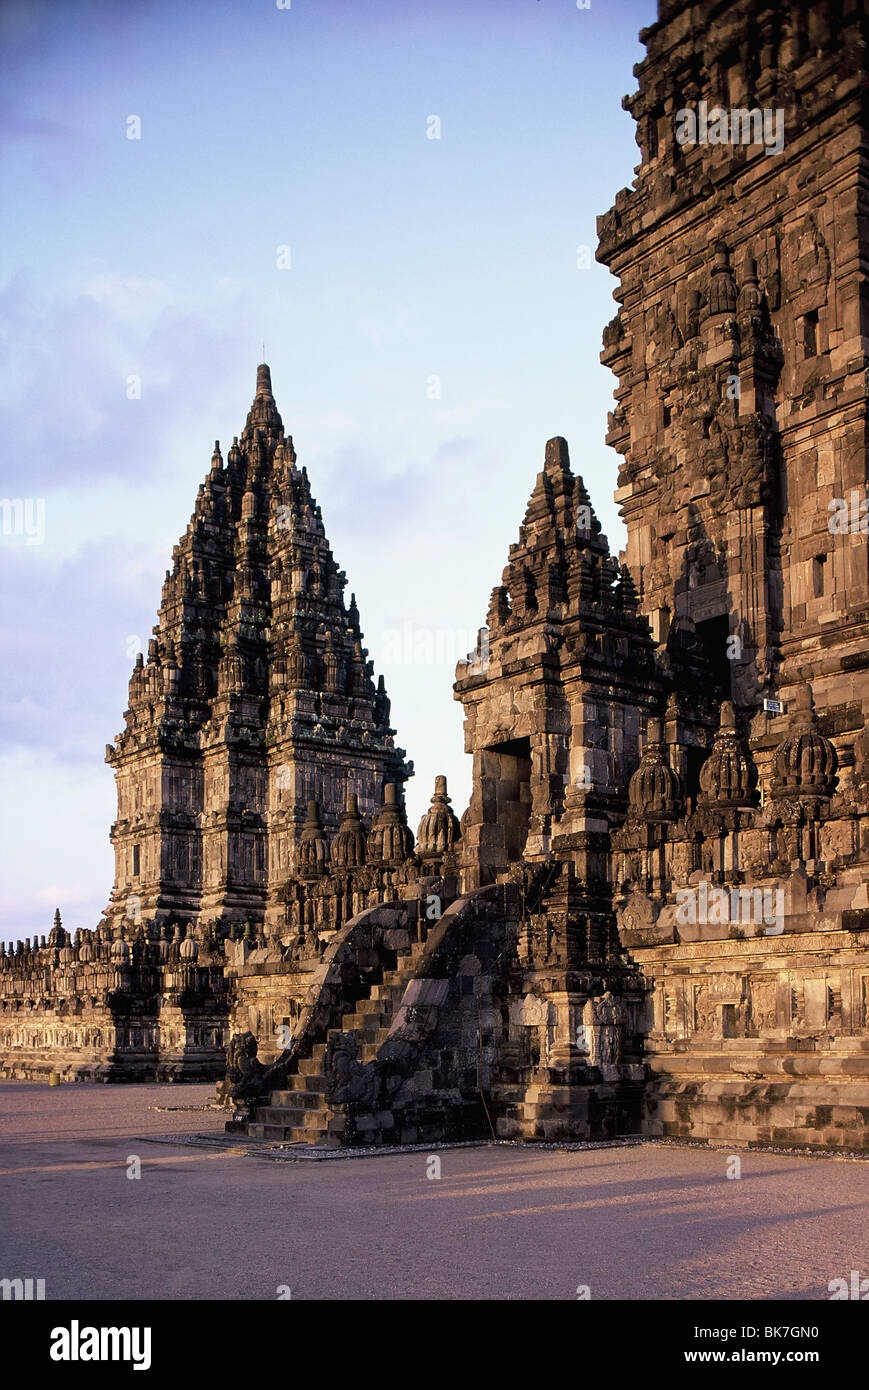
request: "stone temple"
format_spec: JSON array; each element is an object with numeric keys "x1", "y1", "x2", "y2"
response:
[{"x1": 2, "y1": 0, "x2": 868, "y2": 1152}]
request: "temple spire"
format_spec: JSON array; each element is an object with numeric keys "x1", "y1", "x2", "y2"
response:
[
  {"x1": 256, "y1": 362, "x2": 273, "y2": 399},
  {"x1": 244, "y1": 361, "x2": 283, "y2": 438}
]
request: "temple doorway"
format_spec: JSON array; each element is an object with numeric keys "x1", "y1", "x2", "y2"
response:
[{"x1": 483, "y1": 736, "x2": 532, "y2": 863}]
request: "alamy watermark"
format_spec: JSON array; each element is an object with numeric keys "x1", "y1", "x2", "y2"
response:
[
  {"x1": 381, "y1": 622, "x2": 489, "y2": 671},
  {"x1": 828, "y1": 1269, "x2": 868, "y2": 1300},
  {"x1": 828, "y1": 491, "x2": 868, "y2": 534},
  {"x1": 0, "y1": 498, "x2": 45, "y2": 545},
  {"x1": 1, "y1": 1276, "x2": 45, "y2": 1300},
  {"x1": 675, "y1": 102, "x2": 784, "y2": 156},
  {"x1": 50, "y1": 1322, "x2": 151, "y2": 1370},
  {"x1": 676, "y1": 880, "x2": 784, "y2": 935}
]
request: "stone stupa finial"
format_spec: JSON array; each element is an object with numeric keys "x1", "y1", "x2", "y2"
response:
[{"x1": 256, "y1": 362, "x2": 273, "y2": 398}]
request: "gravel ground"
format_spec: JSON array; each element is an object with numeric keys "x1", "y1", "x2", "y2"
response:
[{"x1": 0, "y1": 1081, "x2": 865, "y2": 1301}]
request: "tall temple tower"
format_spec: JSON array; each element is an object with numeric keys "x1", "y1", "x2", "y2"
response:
[
  {"x1": 104, "y1": 365, "x2": 411, "y2": 942},
  {"x1": 597, "y1": 0, "x2": 868, "y2": 748},
  {"x1": 591, "y1": 0, "x2": 869, "y2": 1147},
  {"x1": 455, "y1": 435, "x2": 658, "y2": 887},
  {"x1": 4, "y1": 2, "x2": 868, "y2": 1152}
]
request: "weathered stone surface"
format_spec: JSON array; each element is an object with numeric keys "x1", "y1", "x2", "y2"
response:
[
  {"x1": 597, "y1": 0, "x2": 869, "y2": 1150},
  {"x1": 3, "y1": 0, "x2": 867, "y2": 1152}
]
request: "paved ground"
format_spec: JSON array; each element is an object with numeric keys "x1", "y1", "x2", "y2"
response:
[{"x1": 0, "y1": 1081, "x2": 865, "y2": 1300}]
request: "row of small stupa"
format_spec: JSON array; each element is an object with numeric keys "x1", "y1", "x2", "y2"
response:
[{"x1": 296, "y1": 776, "x2": 461, "y2": 876}]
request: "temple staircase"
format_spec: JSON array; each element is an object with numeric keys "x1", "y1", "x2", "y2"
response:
[{"x1": 245, "y1": 933, "x2": 430, "y2": 1145}]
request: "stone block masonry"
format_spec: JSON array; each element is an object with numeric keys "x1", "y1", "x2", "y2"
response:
[{"x1": 2, "y1": 0, "x2": 868, "y2": 1151}]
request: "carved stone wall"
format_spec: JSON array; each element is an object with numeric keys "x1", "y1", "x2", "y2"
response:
[
  {"x1": 595, "y1": 0, "x2": 869, "y2": 1148},
  {"x1": 3, "y1": 2, "x2": 867, "y2": 1150},
  {"x1": 104, "y1": 363, "x2": 411, "y2": 946},
  {"x1": 0, "y1": 914, "x2": 230, "y2": 1081}
]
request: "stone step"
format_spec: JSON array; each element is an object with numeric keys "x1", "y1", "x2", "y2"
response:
[
  {"x1": 287, "y1": 1073, "x2": 327, "y2": 1093},
  {"x1": 268, "y1": 1088, "x2": 311, "y2": 1104},
  {"x1": 244, "y1": 936, "x2": 430, "y2": 1146},
  {"x1": 369, "y1": 982, "x2": 408, "y2": 1003},
  {"x1": 383, "y1": 955, "x2": 424, "y2": 984},
  {"x1": 265, "y1": 1083, "x2": 324, "y2": 1104},
  {"x1": 382, "y1": 947, "x2": 425, "y2": 977},
  {"x1": 248, "y1": 1121, "x2": 331, "y2": 1144},
  {"x1": 298, "y1": 1055, "x2": 326, "y2": 1077},
  {"x1": 361, "y1": 1026, "x2": 393, "y2": 1058},
  {"x1": 258, "y1": 1113, "x2": 347, "y2": 1145},
  {"x1": 349, "y1": 1015, "x2": 387, "y2": 1036},
  {"x1": 266, "y1": 1088, "x2": 322, "y2": 1112},
  {"x1": 367, "y1": 1017, "x2": 392, "y2": 1036},
  {"x1": 358, "y1": 1030, "x2": 384, "y2": 1048},
  {"x1": 378, "y1": 968, "x2": 416, "y2": 988},
  {"x1": 255, "y1": 1102, "x2": 328, "y2": 1126},
  {"x1": 352, "y1": 998, "x2": 385, "y2": 1017}
]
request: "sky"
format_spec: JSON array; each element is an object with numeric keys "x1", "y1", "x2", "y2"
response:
[{"x1": 0, "y1": 0, "x2": 656, "y2": 942}]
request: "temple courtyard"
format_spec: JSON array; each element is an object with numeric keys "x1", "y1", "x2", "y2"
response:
[{"x1": 0, "y1": 1081, "x2": 864, "y2": 1301}]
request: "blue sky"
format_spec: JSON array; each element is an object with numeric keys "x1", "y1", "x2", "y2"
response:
[{"x1": 0, "y1": 0, "x2": 655, "y2": 941}]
